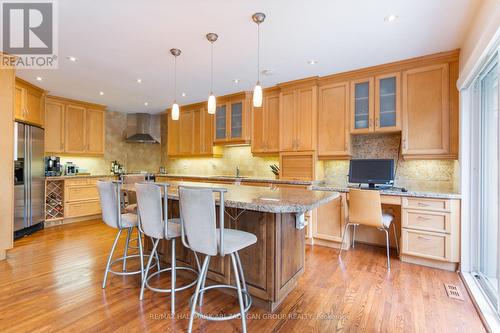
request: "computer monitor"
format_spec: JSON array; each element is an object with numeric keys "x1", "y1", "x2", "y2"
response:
[{"x1": 348, "y1": 159, "x2": 394, "y2": 189}]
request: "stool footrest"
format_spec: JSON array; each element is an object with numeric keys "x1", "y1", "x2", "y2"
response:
[
  {"x1": 190, "y1": 284, "x2": 252, "y2": 321},
  {"x1": 145, "y1": 266, "x2": 198, "y2": 293},
  {"x1": 108, "y1": 254, "x2": 157, "y2": 276}
]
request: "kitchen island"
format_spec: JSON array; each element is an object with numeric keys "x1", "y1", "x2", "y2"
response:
[{"x1": 122, "y1": 180, "x2": 339, "y2": 311}]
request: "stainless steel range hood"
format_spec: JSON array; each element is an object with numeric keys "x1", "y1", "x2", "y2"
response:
[{"x1": 126, "y1": 113, "x2": 160, "y2": 144}]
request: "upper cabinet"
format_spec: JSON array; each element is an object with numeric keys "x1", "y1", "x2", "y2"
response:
[
  {"x1": 167, "y1": 103, "x2": 220, "y2": 158},
  {"x1": 15, "y1": 78, "x2": 46, "y2": 128},
  {"x1": 318, "y1": 82, "x2": 351, "y2": 158},
  {"x1": 402, "y1": 63, "x2": 451, "y2": 159},
  {"x1": 252, "y1": 87, "x2": 280, "y2": 155},
  {"x1": 213, "y1": 92, "x2": 252, "y2": 145},
  {"x1": 45, "y1": 96, "x2": 106, "y2": 155},
  {"x1": 350, "y1": 73, "x2": 401, "y2": 134},
  {"x1": 279, "y1": 79, "x2": 317, "y2": 152}
]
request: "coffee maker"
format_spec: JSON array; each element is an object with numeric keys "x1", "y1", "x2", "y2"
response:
[{"x1": 44, "y1": 156, "x2": 62, "y2": 176}]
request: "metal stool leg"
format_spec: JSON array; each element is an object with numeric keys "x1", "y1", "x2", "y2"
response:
[
  {"x1": 235, "y1": 252, "x2": 249, "y2": 307},
  {"x1": 140, "y1": 238, "x2": 159, "y2": 300},
  {"x1": 137, "y1": 228, "x2": 145, "y2": 283},
  {"x1": 188, "y1": 256, "x2": 210, "y2": 333},
  {"x1": 171, "y1": 238, "x2": 176, "y2": 315},
  {"x1": 230, "y1": 253, "x2": 247, "y2": 333},
  {"x1": 153, "y1": 237, "x2": 161, "y2": 271},
  {"x1": 383, "y1": 228, "x2": 390, "y2": 271},
  {"x1": 392, "y1": 223, "x2": 400, "y2": 256},
  {"x1": 198, "y1": 256, "x2": 209, "y2": 307},
  {"x1": 122, "y1": 227, "x2": 132, "y2": 271},
  {"x1": 352, "y1": 224, "x2": 357, "y2": 248},
  {"x1": 338, "y1": 223, "x2": 352, "y2": 257},
  {"x1": 102, "y1": 229, "x2": 123, "y2": 289}
]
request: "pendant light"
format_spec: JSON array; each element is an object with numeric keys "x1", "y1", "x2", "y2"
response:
[
  {"x1": 252, "y1": 12, "x2": 265, "y2": 108},
  {"x1": 170, "y1": 48, "x2": 181, "y2": 120},
  {"x1": 206, "y1": 33, "x2": 218, "y2": 114}
]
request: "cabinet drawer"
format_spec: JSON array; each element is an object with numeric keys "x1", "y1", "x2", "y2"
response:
[
  {"x1": 65, "y1": 200, "x2": 101, "y2": 218},
  {"x1": 402, "y1": 197, "x2": 450, "y2": 212},
  {"x1": 88, "y1": 177, "x2": 114, "y2": 185},
  {"x1": 402, "y1": 210, "x2": 450, "y2": 233},
  {"x1": 65, "y1": 178, "x2": 90, "y2": 186},
  {"x1": 66, "y1": 186, "x2": 99, "y2": 202},
  {"x1": 402, "y1": 229, "x2": 450, "y2": 261}
]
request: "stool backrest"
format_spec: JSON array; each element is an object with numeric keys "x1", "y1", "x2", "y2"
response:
[
  {"x1": 122, "y1": 174, "x2": 145, "y2": 204},
  {"x1": 348, "y1": 189, "x2": 383, "y2": 228},
  {"x1": 97, "y1": 180, "x2": 122, "y2": 229},
  {"x1": 178, "y1": 186, "x2": 226, "y2": 256},
  {"x1": 135, "y1": 182, "x2": 168, "y2": 239}
]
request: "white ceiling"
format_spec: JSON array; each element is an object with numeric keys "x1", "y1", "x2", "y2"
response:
[{"x1": 17, "y1": 0, "x2": 478, "y2": 113}]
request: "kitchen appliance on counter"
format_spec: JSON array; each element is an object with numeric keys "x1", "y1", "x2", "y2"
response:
[
  {"x1": 64, "y1": 162, "x2": 78, "y2": 175},
  {"x1": 45, "y1": 156, "x2": 62, "y2": 176},
  {"x1": 14, "y1": 122, "x2": 45, "y2": 239}
]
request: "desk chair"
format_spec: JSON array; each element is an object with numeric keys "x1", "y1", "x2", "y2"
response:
[{"x1": 339, "y1": 188, "x2": 399, "y2": 270}]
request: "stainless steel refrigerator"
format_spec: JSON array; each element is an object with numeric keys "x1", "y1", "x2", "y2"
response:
[{"x1": 14, "y1": 122, "x2": 45, "y2": 238}]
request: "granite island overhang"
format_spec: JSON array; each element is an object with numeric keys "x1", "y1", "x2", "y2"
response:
[{"x1": 122, "y1": 181, "x2": 339, "y2": 312}]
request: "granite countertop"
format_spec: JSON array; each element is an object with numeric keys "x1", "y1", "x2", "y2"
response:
[
  {"x1": 155, "y1": 174, "x2": 313, "y2": 186},
  {"x1": 312, "y1": 181, "x2": 461, "y2": 199},
  {"x1": 45, "y1": 174, "x2": 116, "y2": 180},
  {"x1": 122, "y1": 180, "x2": 339, "y2": 214}
]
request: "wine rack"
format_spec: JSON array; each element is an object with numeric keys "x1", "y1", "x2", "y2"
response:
[{"x1": 45, "y1": 180, "x2": 64, "y2": 220}]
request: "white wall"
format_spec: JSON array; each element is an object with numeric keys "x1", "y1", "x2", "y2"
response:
[{"x1": 458, "y1": 0, "x2": 500, "y2": 85}]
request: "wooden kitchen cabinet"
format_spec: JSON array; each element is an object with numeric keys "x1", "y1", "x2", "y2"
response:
[
  {"x1": 350, "y1": 73, "x2": 400, "y2": 134},
  {"x1": 279, "y1": 151, "x2": 316, "y2": 181},
  {"x1": 167, "y1": 103, "x2": 220, "y2": 158},
  {"x1": 86, "y1": 109, "x2": 105, "y2": 154},
  {"x1": 402, "y1": 64, "x2": 451, "y2": 158},
  {"x1": 313, "y1": 194, "x2": 346, "y2": 243},
  {"x1": 45, "y1": 100, "x2": 65, "y2": 153},
  {"x1": 318, "y1": 82, "x2": 351, "y2": 158},
  {"x1": 214, "y1": 92, "x2": 252, "y2": 145},
  {"x1": 65, "y1": 104, "x2": 87, "y2": 154},
  {"x1": 14, "y1": 78, "x2": 46, "y2": 128},
  {"x1": 252, "y1": 87, "x2": 280, "y2": 155},
  {"x1": 45, "y1": 96, "x2": 107, "y2": 155},
  {"x1": 279, "y1": 79, "x2": 317, "y2": 152}
]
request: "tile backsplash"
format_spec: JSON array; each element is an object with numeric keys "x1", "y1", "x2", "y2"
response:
[{"x1": 321, "y1": 133, "x2": 459, "y2": 191}]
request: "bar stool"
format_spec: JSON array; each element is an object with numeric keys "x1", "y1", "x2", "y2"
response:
[
  {"x1": 97, "y1": 180, "x2": 156, "y2": 288},
  {"x1": 339, "y1": 188, "x2": 399, "y2": 270},
  {"x1": 135, "y1": 182, "x2": 199, "y2": 315},
  {"x1": 178, "y1": 186, "x2": 257, "y2": 333}
]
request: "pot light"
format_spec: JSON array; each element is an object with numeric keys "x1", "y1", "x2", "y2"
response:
[
  {"x1": 181, "y1": 92, "x2": 186, "y2": 97},
  {"x1": 144, "y1": 102, "x2": 149, "y2": 106},
  {"x1": 307, "y1": 60, "x2": 318, "y2": 65},
  {"x1": 35, "y1": 76, "x2": 42, "y2": 81},
  {"x1": 384, "y1": 14, "x2": 398, "y2": 22},
  {"x1": 136, "y1": 78, "x2": 142, "y2": 84},
  {"x1": 99, "y1": 91, "x2": 104, "y2": 96},
  {"x1": 67, "y1": 56, "x2": 78, "y2": 62},
  {"x1": 233, "y1": 79, "x2": 239, "y2": 83}
]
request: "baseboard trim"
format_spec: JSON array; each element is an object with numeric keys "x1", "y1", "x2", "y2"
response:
[
  {"x1": 45, "y1": 215, "x2": 101, "y2": 228},
  {"x1": 400, "y1": 254, "x2": 458, "y2": 271}
]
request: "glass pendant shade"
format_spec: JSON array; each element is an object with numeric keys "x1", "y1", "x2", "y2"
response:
[
  {"x1": 253, "y1": 83, "x2": 263, "y2": 107},
  {"x1": 208, "y1": 94, "x2": 216, "y2": 114},
  {"x1": 171, "y1": 102, "x2": 180, "y2": 120}
]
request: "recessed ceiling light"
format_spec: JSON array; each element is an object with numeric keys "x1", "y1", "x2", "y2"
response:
[
  {"x1": 136, "y1": 78, "x2": 142, "y2": 83},
  {"x1": 67, "y1": 56, "x2": 78, "y2": 62},
  {"x1": 261, "y1": 69, "x2": 274, "y2": 76},
  {"x1": 307, "y1": 60, "x2": 318, "y2": 65},
  {"x1": 181, "y1": 92, "x2": 186, "y2": 97},
  {"x1": 35, "y1": 76, "x2": 42, "y2": 81},
  {"x1": 99, "y1": 91, "x2": 104, "y2": 96},
  {"x1": 384, "y1": 14, "x2": 398, "y2": 22},
  {"x1": 144, "y1": 102, "x2": 149, "y2": 106},
  {"x1": 233, "y1": 79, "x2": 239, "y2": 83}
]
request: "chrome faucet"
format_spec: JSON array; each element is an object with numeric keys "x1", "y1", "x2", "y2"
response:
[{"x1": 236, "y1": 166, "x2": 240, "y2": 178}]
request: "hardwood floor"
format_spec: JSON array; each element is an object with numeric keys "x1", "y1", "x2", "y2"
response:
[{"x1": 0, "y1": 219, "x2": 485, "y2": 332}]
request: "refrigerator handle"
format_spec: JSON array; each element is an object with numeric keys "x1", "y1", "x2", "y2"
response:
[{"x1": 27, "y1": 127, "x2": 32, "y2": 227}]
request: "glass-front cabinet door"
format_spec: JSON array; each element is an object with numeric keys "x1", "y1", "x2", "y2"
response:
[
  {"x1": 375, "y1": 73, "x2": 401, "y2": 131},
  {"x1": 350, "y1": 78, "x2": 374, "y2": 133},
  {"x1": 230, "y1": 101, "x2": 243, "y2": 139},
  {"x1": 215, "y1": 104, "x2": 227, "y2": 141}
]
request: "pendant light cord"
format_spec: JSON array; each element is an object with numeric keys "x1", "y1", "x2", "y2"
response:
[
  {"x1": 257, "y1": 23, "x2": 260, "y2": 83},
  {"x1": 210, "y1": 42, "x2": 214, "y2": 94},
  {"x1": 174, "y1": 55, "x2": 177, "y2": 101}
]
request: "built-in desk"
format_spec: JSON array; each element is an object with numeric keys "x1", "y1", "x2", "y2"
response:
[{"x1": 311, "y1": 184, "x2": 461, "y2": 271}]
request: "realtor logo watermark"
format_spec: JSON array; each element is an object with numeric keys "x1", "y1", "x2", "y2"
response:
[{"x1": 1, "y1": 0, "x2": 58, "y2": 68}]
